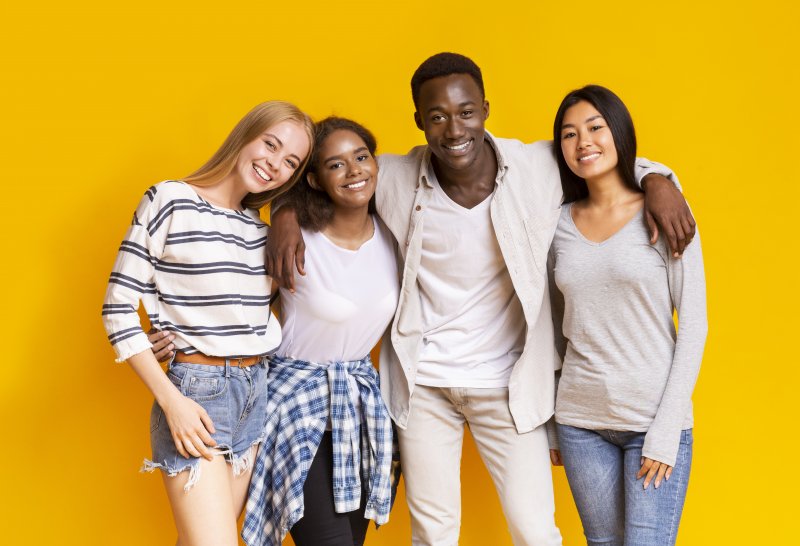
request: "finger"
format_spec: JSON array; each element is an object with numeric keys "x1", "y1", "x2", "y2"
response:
[
  {"x1": 654, "y1": 463, "x2": 668, "y2": 489},
  {"x1": 665, "y1": 466, "x2": 673, "y2": 481},
  {"x1": 643, "y1": 462, "x2": 660, "y2": 490},
  {"x1": 265, "y1": 253, "x2": 274, "y2": 277},
  {"x1": 296, "y1": 241, "x2": 306, "y2": 276},
  {"x1": 682, "y1": 216, "x2": 696, "y2": 244},
  {"x1": 645, "y1": 211, "x2": 659, "y2": 244},
  {"x1": 549, "y1": 449, "x2": 562, "y2": 466},
  {"x1": 173, "y1": 435, "x2": 189, "y2": 459},
  {"x1": 199, "y1": 410, "x2": 216, "y2": 436},
  {"x1": 673, "y1": 220, "x2": 688, "y2": 257},
  {"x1": 662, "y1": 219, "x2": 679, "y2": 257},
  {"x1": 283, "y1": 251, "x2": 296, "y2": 292},
  {"x1": 187, "y1": 435, "x2": 212, "y2": 461},
  {"x1": 637, "y1": 458, "x2": 652, "y2": 480}
]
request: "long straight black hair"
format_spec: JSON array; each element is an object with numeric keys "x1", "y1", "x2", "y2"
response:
[{"x1": 552, "y1": 85, "x2": 639, "y2": 204}]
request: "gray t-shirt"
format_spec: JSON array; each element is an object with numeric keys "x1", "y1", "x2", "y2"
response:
[{"x1": 548, "y1": 202, "x2": 707, "y2": 466}]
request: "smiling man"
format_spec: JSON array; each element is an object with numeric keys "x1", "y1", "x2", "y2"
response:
[{"x1": 266, "y1": 52, "x2": 694, "y2": 545}]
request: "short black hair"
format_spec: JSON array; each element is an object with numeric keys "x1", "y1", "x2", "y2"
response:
[
  {"x1": 294, "y1": 117, "x2": 378, "y2": 232},
  {"x1": 411, "y1": 52, "x2": 485, "y2": 108},
  {"x1": 552, "y1": 85, "x2": 639, "y2": 203}
]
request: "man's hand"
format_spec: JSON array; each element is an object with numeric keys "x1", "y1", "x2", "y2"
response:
[
  {"x1": 642, "y1": 174, "x2": 696, "y2": 258},
  {"x1": 549, "y1": 449, "x2": 563, "y2": 466},
  {"x1": 147, "y1": 329, "x2": 174, "y2": 363},
  {"x1": 265, "y1": 207, "x2": 306, "y2": 292}
]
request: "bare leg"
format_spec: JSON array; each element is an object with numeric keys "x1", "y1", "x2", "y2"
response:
[
  {"x1": 162, "y1": 455, "x2": 238, "y2": 546},
  {"x1": 231, "y1": 444, "x2": 259, "y2": 517}
]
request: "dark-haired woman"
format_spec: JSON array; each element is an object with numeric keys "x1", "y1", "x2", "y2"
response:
[
  {"x1": 241, "y1": 117, "x2": 399, "y2": 546},
  {"x1": 548, "y1": 85, "x2": 707, "y2": 546}
]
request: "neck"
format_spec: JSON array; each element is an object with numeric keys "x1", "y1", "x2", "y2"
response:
[
  {"x1": 584, "y1": 171, "x2": 638, "y2": 208},
  {"x1": 322, "y1": 206, "x2": 373, "y2": 249},
  {"x1": 193, "y1": 174, "x2": 247, "y2": 210}
]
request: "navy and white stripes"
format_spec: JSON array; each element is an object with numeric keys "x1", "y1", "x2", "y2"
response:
[{"x1": 102, "y1": 180, "x2": 281, "y2": 362}]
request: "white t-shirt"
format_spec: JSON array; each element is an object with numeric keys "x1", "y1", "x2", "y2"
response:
[
  {"x1": 415, "y1": 174, "x2": 525, "y2": 388},
  {"x1": 276, "y1": 216, "x2": 399, "y2": 364}
]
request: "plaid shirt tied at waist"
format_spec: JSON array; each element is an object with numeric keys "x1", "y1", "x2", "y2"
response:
[{"x1": 242, "y1": 355, "x2": 396, "y2": 546}]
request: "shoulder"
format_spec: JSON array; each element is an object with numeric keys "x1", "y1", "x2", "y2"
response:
[{"x1": 378, "y1": 145, "x2": 426, "y2": 174}]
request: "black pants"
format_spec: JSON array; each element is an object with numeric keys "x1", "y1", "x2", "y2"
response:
[{"x1": 290, "y1": 431, "x2": 369, "y2": 546}]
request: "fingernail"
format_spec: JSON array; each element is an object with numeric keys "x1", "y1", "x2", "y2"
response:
[{"x1": 655, "y1": 482, "x2": 660, "y2": 489}]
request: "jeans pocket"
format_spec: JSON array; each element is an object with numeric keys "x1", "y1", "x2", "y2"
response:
[{"x1": 184, "y1": 370, "x2": 228, "y2": 401}]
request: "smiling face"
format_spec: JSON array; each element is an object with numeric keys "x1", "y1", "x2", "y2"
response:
[
  {"x1": 414, "y1": 73, "x2": 489, "y2": 173},
  {"x1": 559, "y1": 100, "x2": 619, "y2": 183},
  {"x1": 234, "y1": 119, "x2": 311, "y2": 195},
  {"x1": 308, "y1": 129, "x2": 378, "y2": 211}
]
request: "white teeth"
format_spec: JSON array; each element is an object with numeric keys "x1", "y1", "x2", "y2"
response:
[
  {"x1": 578, "y1": 153, "x2": 600, "y2": 162},
  {"x1": 445, "y1": 140, "x2": 471, "y2": 151},
  {"x1": 344, "y1": 181, "x2": 367, "y2": 189},
  {"x1": 253, "y1": 165, "x2": 272, "y2": 182}
]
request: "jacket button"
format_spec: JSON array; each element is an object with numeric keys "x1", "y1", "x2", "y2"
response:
[{"x1": 415, "y1": 205, "x2": 422, "y2": 211}]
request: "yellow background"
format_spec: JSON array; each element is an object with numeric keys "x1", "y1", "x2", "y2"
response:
[{"x1": 1, "y1": 0, "x2": 796, "y2": 544}]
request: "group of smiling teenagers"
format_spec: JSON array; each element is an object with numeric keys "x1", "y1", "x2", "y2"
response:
[{"x1": 103, "y1": 52, "x2": 706, "y2": 546}]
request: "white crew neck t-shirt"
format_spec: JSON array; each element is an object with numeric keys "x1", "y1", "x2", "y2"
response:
[
  {"x1": 415, "y1": 173, "x2": 525, "y2": 388},
  {"x1": 276, "y1": 216, "x2": 400, "y2": 364}
]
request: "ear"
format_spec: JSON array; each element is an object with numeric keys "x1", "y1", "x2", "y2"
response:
[
  {"x1": 414, "y1": 111, "x2": 423, "y2": 131},
  {"x1": 306, "y1": 172, "x2": 321, "y2": 191},
  {"x1": 483, "y1": 100, "x2": 490, "y2": 121}
]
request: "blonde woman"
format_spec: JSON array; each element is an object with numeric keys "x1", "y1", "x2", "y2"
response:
[{"x1": 102, "y1": 101, "x2": 313, "y2": 545}]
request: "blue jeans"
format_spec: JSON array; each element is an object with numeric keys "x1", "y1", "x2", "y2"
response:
[{"x1": 557, "y1": 424, "x2": 693, "y2": 546}]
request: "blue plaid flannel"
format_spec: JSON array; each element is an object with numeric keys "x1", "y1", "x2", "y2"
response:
[{"x1": 242, "y1": 355, "x2": 396, "y2": 546}]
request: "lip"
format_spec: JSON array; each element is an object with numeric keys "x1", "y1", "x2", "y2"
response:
[
  {"x1": 252, "y1": 164, "x2": 274, "y2": 184},
  {"x1": 577, "y1": 152, "x2": 601, "y2": 163},
  {"x1": 341, "y1": 178, "x2": 370, "y2": 190},
  {"x1": 442, "y1": 138, "x2": 473, "y2": 155}
]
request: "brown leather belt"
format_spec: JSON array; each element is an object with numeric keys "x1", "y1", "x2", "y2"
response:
[{"x1": 174, "y1": 352, "x2": 261, "y2": 367}]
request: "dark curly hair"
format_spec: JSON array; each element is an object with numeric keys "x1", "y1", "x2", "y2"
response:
[
  {"x1": 411, "y1": 52, "x2": 485, "y2": 108},
  {"x1": 287, "y1": 117, "x2": 378, "y2": 232},
  {"x1": 552, "y1": 85, "x2": 639, "y2": 204}
]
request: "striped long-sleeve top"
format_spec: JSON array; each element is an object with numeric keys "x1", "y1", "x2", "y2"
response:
[{"x1": 102, "y1": 180, "x2": 281, "y2": 362}]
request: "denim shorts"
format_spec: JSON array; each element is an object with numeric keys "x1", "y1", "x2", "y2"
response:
[{"x1": 143, "y1": 359, "x2": 269, "y2": 490}]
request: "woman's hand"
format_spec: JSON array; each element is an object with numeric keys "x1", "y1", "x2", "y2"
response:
[
  {"x1": 550, "y1": 449, "x2": 563, "y2": 466},
  {"x1": 161, "y1": 392, "x2": 217, "y2": 461},
  {"x1": 265, "y1": 207, "x2": 305, "y2": 292},
  {"x1": 642, "y1": 174, "x2": 696, "y2": 258},
  {"x1": 147, "y1": 328, "x2": 175, "y2": 362},
  {"x1": 637, "y1": 456, "x2": 673, "y2": 489}
]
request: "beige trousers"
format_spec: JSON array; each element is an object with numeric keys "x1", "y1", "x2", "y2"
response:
[{"x1": 397, "y1": 385, "x2": 562, "y2": 546}]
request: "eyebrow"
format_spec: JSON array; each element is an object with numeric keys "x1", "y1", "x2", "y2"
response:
[
  {"x1": 324, "y1": 146, "x2": 369, "y2": 163},
  {"x1": 425, "y1": 100, "x2": 477, "y2": 114},
  {"x1": 264, "y1": 132, "x2": 303, "y2": 163},
  {"x1": 561, "y1": 114, "x2": 605, "y2": 130}
]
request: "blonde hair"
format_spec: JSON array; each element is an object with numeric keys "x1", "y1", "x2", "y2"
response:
[{"x1": 184, "y1": 101, "x2": 315, "y2": 209}]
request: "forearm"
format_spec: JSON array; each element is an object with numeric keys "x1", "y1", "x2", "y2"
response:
[
  {"x1": 634, "y1": 157, "x2": 681, "y2": 190},
  {"x1": 127, "y1": 350, "x2": 181, "y2": 408}
]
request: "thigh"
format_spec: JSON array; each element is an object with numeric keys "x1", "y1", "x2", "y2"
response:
[
  {"x1": 162, "y1": 455, "x2": 238, "y2": 546},
  {"x1": 622, "y1": 429, "x2": 693, "y2": 546},
  {"x1": 230, "y1": 444, "x2": 259, "y2": 518},
  {"x1": 464, "y1": 388, "x2": 561, "y2": 546},
  {"x1": 290, "y1": 432, "x2": 358, "y2": 546},
  {"x1": 558, "y1": 424, "x2": 624, "y2": 546},
  {"x1": 397, "y1": 385, "x2": 466, "y2": 546}
]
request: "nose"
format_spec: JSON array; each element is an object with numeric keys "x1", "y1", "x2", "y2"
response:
[
  {"x1": 347, "y1": 160, "x2": 363, "y2": 177},
  {"x1": 577, "y1": 131, "x2": 592, "y2": 150},
  {"x1": 444, "y1": 116, "x2": 465, "y2": 139}
]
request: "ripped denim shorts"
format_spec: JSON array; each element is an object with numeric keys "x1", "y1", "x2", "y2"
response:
[{"x1": 143, "y1": 359, "x2": 268, "y2": 491}]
